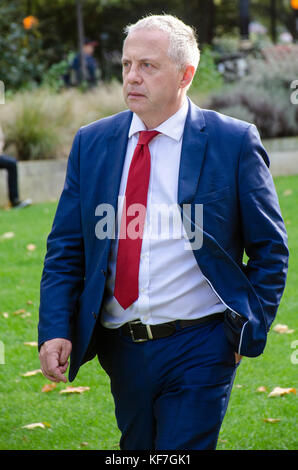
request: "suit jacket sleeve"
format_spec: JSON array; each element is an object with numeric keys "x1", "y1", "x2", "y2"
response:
[
  {"x1": 238, "y1": 124, "x2": 289, "y2": 331},
  {"x1": 38, "y1": 129, "x2": 85, "y2": 348}
]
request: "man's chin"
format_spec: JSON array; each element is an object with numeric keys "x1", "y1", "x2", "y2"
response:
[{"x1": 125, "y1": 99, "x2": 148, "y2": 115}]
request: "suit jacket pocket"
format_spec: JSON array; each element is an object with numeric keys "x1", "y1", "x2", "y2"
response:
[
  {"x1": 195, "y1": 186, "x2": 230, "y2": 204},
  {"x1": 223, "y1": 309, "x2": 247, "y2": 353}
]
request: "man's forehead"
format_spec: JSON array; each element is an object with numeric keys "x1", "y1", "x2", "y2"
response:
[
  {"x1": 123, "y1": 28, "x2": 169, "y2": 47},
  {"x1": 122, "y1": 29, "x2": 170, "y2": 57}
]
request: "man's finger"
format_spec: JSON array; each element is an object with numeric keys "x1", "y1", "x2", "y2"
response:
[
  {"x1": 59, "y1": 342, "x2": 72, "y2": 365},
  {"x1": 41, "y1": 367, "x2": 65, "y2": 383},
  {"x1": 42, "y1": 354, "x2": 67, "y2": 383}
]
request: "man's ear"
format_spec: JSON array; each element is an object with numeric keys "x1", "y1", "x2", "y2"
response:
[{"x1": 180, "y1": 65, "x2": 196, "y2": 90}]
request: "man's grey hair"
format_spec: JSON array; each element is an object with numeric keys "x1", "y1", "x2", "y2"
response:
[{"x1": 124, "y1": 14, "x2": 200, "y2": 71}]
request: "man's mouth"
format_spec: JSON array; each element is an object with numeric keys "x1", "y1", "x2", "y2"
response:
[{"x1": 127, "y1": 92, "x2": 146, "y2": 98}]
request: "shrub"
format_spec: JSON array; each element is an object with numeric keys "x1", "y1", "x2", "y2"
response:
[
  {"x1": 0, "y1": 4, "x2": 47, "y2": 91},
  {"x1": 190, "y1": 46, "x2": 223, "y2": 97},
  {"x1": 1, "y1": 82, "x2": 126, "y2": 160},
  {"x1": 206, "y1": 45, "x2": 298, "y2": 138}
]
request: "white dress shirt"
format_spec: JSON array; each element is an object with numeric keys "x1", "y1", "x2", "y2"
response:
[{"x1": 100, "y1": 99, "x2": 226, "y2": 328}]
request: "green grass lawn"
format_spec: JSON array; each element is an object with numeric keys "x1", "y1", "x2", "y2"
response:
[{"x1": 0, "y1": 175, "x2": 297, "y2": 450}]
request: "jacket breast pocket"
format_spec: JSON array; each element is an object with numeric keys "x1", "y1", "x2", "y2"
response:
[
  {"x1": 191, "y1": 186, "x2": 232, "y2": 244},
  {"x1": 194, "y1": 186, "x2": 230, "y2": 205}
]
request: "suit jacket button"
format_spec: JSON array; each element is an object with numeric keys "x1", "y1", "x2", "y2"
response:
[{"x1": 92, "y1": 311, "x2": 97, "y2": 319}]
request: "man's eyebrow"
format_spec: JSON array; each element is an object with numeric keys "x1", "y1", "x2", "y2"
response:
[{"x1": 122, "y1": 56, "x2": 158, "y2": 63}]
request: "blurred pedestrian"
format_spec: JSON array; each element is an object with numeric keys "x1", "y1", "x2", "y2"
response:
[
  {"x1": 71, "y1": 38, "x2": 99, "y2": 87},
  {"x1": 0, "y1": 126, "x2": 32, "y2": 209}
]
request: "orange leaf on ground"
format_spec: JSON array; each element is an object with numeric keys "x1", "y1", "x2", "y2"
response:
[
  {"x1": 263, "y1": 418, "x2": 281, "y2": 423},
  {"x1": 41, "y1": 383, "x2": 57, "y2": 392},
  {"x1": 59, "y1": 386, "x2": 90, "y2": 394},
  {"x1": 268, "y1": 387, "x2": 296, "y2": 397},
  {"x1": 13, "y1": 309, "x2": 26, "y2": 315},
  {"x1": 22, "y1": 422, "x2": 46, "y2": 430},
  {"x1": 21, "y1": 369, "x2": 42, "y2": 377},
  {"x1": 257, "y1": 386, "x2": 267, "y2": 393},
  {"x1": 1, "y1": 232, "x2": 15, "y2": 239},
  {"x1": 273, "y1": 324, "x2": 294, "y2": 334},
  {"x1": 26, "y1": 244, "x2": 36, "y2": 251}
]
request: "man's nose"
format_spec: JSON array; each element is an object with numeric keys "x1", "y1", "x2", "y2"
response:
[{"x1": 126, "y1": 65, "x2": 142, "y2": 83}]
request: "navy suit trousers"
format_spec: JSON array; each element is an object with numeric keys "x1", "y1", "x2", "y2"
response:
[{"x1": 96, "y1": 317, "x2": 240, "y2": 450}]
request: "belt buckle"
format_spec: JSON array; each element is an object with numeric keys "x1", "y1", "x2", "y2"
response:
[{"x1": 129, "y1": 320, "x2": 153, "y2": 342}]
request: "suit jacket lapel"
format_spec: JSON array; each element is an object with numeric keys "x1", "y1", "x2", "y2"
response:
[
  {"x1": 178, "y1": 99, "x2": 208, "y2": 206},
  {"x1": 100, "y1": 101, "x2": 207, "y2": 210},
  {"x1": 104, "y1": 111, "x2": 133, "y2": 211}
]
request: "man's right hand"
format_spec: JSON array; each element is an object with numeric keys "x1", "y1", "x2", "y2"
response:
[{"x1": 39, "y1": 338, "x2": 72, "y2": 383}]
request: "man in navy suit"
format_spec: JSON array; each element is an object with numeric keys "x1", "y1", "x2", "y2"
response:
[{"x1": 38, "y1": 15, "x2": 289, "y2": 450}]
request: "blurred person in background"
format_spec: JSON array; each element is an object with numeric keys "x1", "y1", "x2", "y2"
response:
[
  {"x1": 70, "y1": 38, "x2": 99, "y2": 87},
  {"x1": 0, "y1": 125, "x2": 32, "y2": 209}
]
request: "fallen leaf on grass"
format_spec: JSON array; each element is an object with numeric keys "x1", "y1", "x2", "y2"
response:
[
  {"x1": 59, "y1": 386, "x2": 90, "y2": 395},
  {"x1": 13, "y1": 309, "x2": 31, "y2": 318},
  {"x1": 256, "y1": 386, "x2": 267, "y2": 393},
  {"x1": 1, "y1": 231, "x2": 15, "y2": 240},
  {"x1": 22, "y1": 422, "x2": 51, "y2": 430},
  {"x1": 24, "y1": 341, "x2": 38, "y2": 347},
  {"x1": 41, "y1": 383, "x2": 57, "y2": 393},
  {"x1": 21, "y1": 312, "x2": 31, "y2": 318},
  {"x1": 263, "y1": 418, "x2": 281, "y2": 423},
  {"x1": 283, "y1": 189, "x2": 293, "y2": 196},
  {"x1": 268, "y1": 387, "x2": 296, "y2": 398},
  {"x1": 21, "y1": 369, "x2": 42, "y2": 377},
  {"x1": 26, "y1": 244, "x2": 36, "y2": 251},
  {"x1": 273, "y1": 324, "x2": 294, "y2": 334},
  {"x1": 13, "y1": 309, "x2": 26, "y2": 315}
]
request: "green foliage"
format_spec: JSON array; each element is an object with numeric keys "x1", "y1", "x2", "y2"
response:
[
  {"x1": 41, "y1": 53, "x2": 75, "y2": 92},
  {"x1": 0, "y1": 4, "x2": 47, "y2": 91},
  {"x1": 2, "y1": 90, "x2": 74, "y2": 160},
  {"x1": 1, "y1": 83, "x2": 126, "y2": 161},
  {"x1": 206, "y1": 46, "x2": 298, "y2": 138},
  {"x1": 190, "y1": 46, "x2": 223, "y2": 95}
]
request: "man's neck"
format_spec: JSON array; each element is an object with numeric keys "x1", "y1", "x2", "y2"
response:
[{"x1": 140, "y1": 97, "x2": 187, "y2": 130}]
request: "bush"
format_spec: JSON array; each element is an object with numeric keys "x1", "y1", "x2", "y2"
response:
[
  {"x1": 3, "y1": 92, "x2": 62, "y2": 161},
  {"x1": 0, "y1": 4, "x2": 48, "y2": 91},
  {"x1": 1, "y1": 82, "x2": 126, "y2": 161},
  {"x1": 206, "y1": 45, "x2": 298, "y2": 138},
  {"x1": 190, "y1": 46, "x2": 223, "y2": 96}
]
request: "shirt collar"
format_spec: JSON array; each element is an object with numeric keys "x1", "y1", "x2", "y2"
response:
[{"x1": 128, "y1": 98, "x2": 189, "y2": 142}]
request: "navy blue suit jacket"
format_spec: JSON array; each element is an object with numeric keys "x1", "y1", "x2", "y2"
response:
[{"x1": 38, "y1": 99, "x2": 289, "y2": 382}]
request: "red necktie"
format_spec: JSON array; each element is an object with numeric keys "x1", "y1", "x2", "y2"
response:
[{"x1": 114, "y1": 130, "x2": 160, "y2": 310}]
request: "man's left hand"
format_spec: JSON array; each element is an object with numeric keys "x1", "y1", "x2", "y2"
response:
[{"x1": 235, "y1": 353, "x2": 243, "y2": 365}]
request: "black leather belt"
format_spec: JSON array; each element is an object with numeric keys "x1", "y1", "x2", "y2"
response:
[{"x1": 120, "y1": 312, "x2": 224, "y2": 342}]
